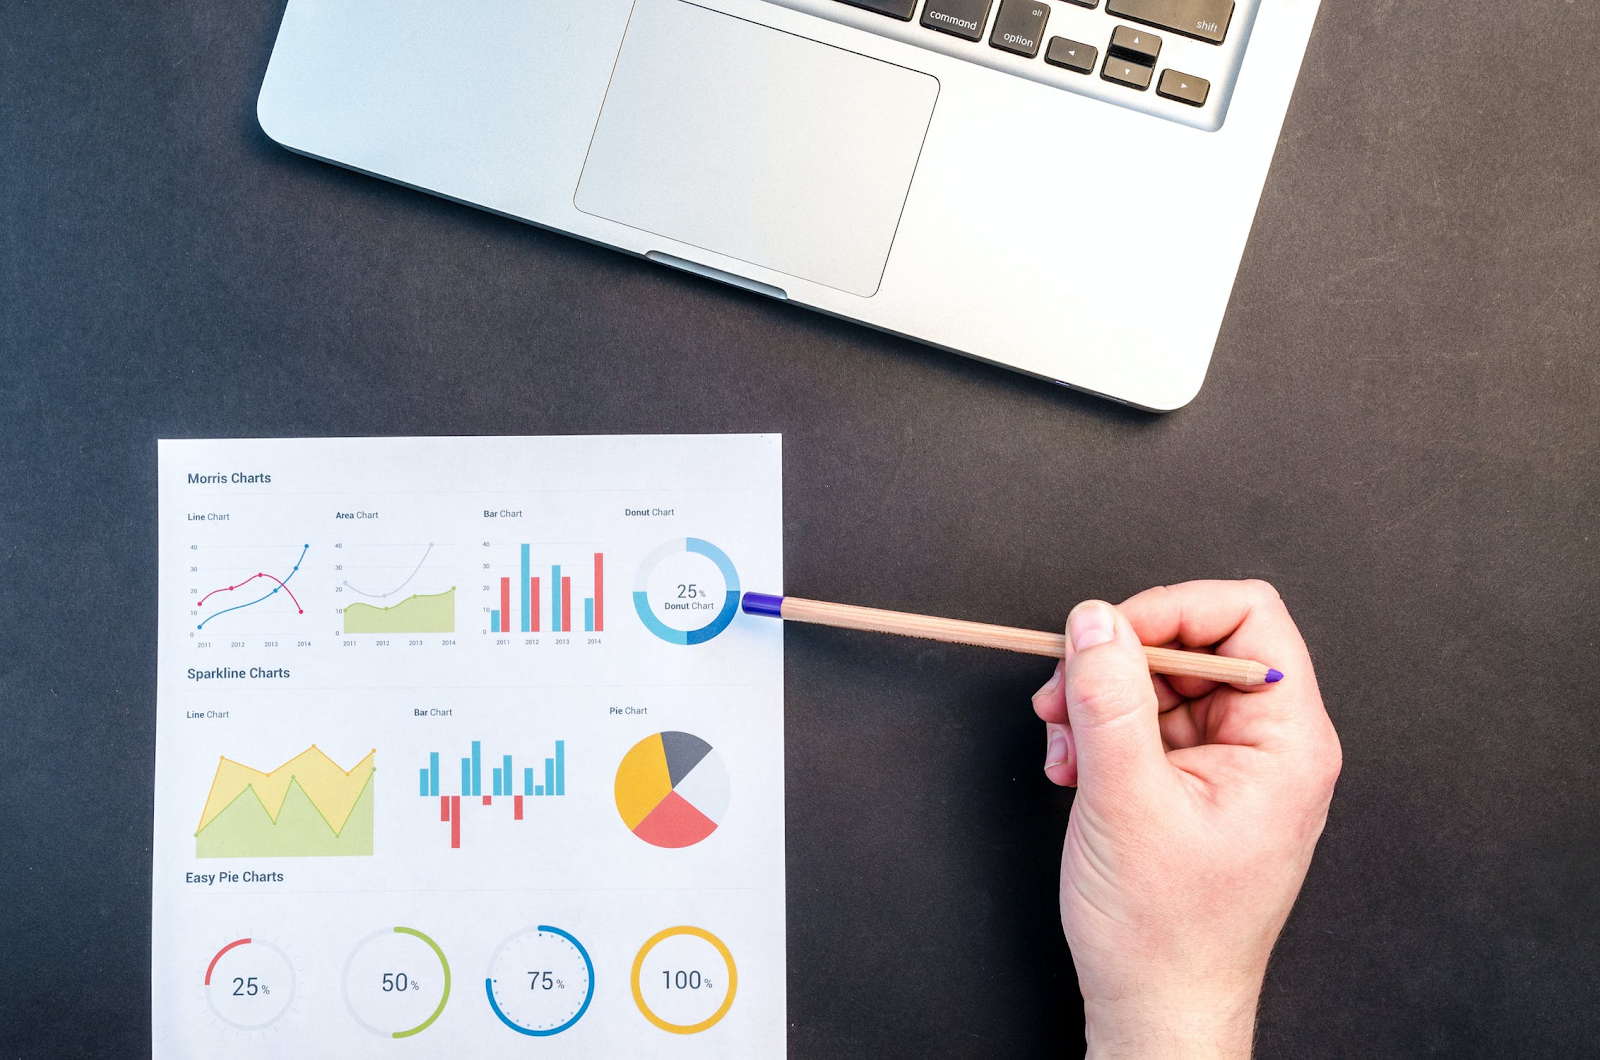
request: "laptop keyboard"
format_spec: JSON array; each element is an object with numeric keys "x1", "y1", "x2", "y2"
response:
[{"x1": 799, "y1": 0, "x2": 1256, "y2": 130}]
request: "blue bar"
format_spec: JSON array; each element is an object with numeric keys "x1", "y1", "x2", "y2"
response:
[
  {"x1": 471, "y1": 740, "x2": 482, "y2": 796},
  {"x1": 419, "y1": 767, "x2": 429, "y2": 796},
  {"x1": 490, "y1": 609, "x2": 501, "y2": 633},
  {"x1": 429, "y1": 752, "x2": 439, "y2": 797},
  {"x1": 524, "y1": 767, "x2": 534, "y2": 796},
  {"x1": 536, "y1": 784, "x2": 544, "y2": 796},
  {"x1": 556, "y1": 741, "x2": 565, "y2": 796},
  {"x1": 493, "y1": 767, "x2": 502, "y2": 796},
  {"x1": 585, "y1": 598, "x2": 594, "y2": 632},
  {"x1": 545, "y1": 757, "x2": 554, "y2": 797},
  {"x1": 503, "y1": 755, "x2": 512, "y2": 796},
  {"x1": 461, "y1": 757, "x2": 470, "y2": 796},
  {"x1": 551, "y1": 565, "x2": 562, "y2": 631},
  {"x1": 520, "y1": 544, "x2": 531, "y2": 633}
]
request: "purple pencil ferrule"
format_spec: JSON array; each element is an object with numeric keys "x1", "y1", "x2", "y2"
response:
[{"x1": 741, "y1": 592, "x2": 785, "y2": 618}]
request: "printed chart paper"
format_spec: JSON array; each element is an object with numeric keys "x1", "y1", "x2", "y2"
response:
[{"x1": 151, "y1": 435, "x2": 784, "y2": 1056}]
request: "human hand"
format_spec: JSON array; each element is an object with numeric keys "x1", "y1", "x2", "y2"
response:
[{"x1": 1031, "y1": 581, "x2": 1341, "y2": 1059}]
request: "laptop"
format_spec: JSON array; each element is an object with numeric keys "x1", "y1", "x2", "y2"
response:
[{"x1": 258, "y1": 0, "x2": 1320, "y2": 410}]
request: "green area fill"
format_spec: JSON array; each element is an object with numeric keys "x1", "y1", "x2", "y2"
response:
[
  {"x1": 195, "y1": 771, "x2": 375, "y2": 858},
  {"x1": 343, "y1": 588, "x2": 456, "y2": 634}
]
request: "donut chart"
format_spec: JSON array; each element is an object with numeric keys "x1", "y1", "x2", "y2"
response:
[
  {"x1": 203, "y1": 937, "x2": 296, "y2": 1031},
  {"x1": 632, "y1": 538, "x2": 741, "y2": 645},
  {"x1": 614, "y1": 732, "x2": 729, "y2": 848},
  {"x1": 484, "y1": 926, "x2": 595, "y2": 1037}
]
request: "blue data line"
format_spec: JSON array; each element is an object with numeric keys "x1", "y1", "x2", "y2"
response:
[{"x1": 196, "y1": 544, "x2": 308, "y2": 630}]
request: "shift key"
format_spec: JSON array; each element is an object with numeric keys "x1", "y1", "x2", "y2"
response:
[{"x1": 1106, "y1": 0, "x2": 1233, "y2": 44}]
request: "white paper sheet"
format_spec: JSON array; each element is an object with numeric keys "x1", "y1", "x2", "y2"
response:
[{"x1": 151, "y1": 435, "x2": 784, "y2": 1056}]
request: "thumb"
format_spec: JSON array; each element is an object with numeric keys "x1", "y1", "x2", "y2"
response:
[{"x1": 1061, "y1": 600, "x2": 1168, "y2": 795}]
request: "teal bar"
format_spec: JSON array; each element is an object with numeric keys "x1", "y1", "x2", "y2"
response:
[
  {"x1": 544, "y1": 757, "x2": 554, "y2": 797},
  {"x1": 429, "y1": 752, "x2": 439, "y2": 797},
  {"x1": 460, "y1": 757, "x2": 470, "y2": 795},
  {"x1": 524, "y1": 767, "x2": 534, "y2": 796},
  {"x1": 536, "y1": 784, "x2": 544, "y2": 796},
  {"x1": 585, "y1": 598, "x2": 594, "y2": 632},
  {"x1": 520, "y1": 544, "x2": 531, "y2": 633},
  {"x1": 551, "y1": 565, "x2": 562, "y2": 631},
  {"x1": 490, "y1": 608, "x2": 501, "y2": 632},
  {"x1": 556, "y1": 741, "x2": 565, "y2": 796},
  {"x1": 502, "y1": 754, "x2": 512, "y2": 797},
  {"x1": 419, "y1": 767, "x2": 429, "y2": 796},
  {"x1": 493, "y1": 767, "x2": 502, "y2": 796},
  {"x1": 471, "y1": 740, "x2": 482, "y2": 796}
]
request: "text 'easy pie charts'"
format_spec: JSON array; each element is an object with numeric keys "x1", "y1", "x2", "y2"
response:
[{"x1": 614, "y1": 732, "x2": 730, "y2": 848}]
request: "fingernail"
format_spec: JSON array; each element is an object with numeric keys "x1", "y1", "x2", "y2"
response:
[
  {"x1": 1045, "y1": 729, "x2": 1068, "y2": 768},
  {"x1": 1069, "y1": 601, "x2": 1117, "y2": 652},
  {"x1": 1036, "y1": 662, "x2": 1063, "y2": 698}
]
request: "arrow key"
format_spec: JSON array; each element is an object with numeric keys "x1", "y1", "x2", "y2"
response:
[
  {"x1": 1044, "y1": 36, "x2": 1097, "y2": 74},
  {"x1": 1156, "y1": 68, "x2": 1209, "y2": 106},
  {"x1": 1101, "y1": 55, "x2": 1154, "y2": 90}
]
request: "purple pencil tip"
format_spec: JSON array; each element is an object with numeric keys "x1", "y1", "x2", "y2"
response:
[
  {"x1": 741, "y1": 592, "x2": 784, "y2": 618},
  {"x1": 1265, "y1": 668, "x2": 1284, "y2": 684}
]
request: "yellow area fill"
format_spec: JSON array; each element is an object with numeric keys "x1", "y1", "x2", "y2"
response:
[
  {"x1": 614, "y1": 734, "x2": 673, "y2": 830},
  {"x1": 197, "y1": 746, "x2": 376, "y2": 835}
]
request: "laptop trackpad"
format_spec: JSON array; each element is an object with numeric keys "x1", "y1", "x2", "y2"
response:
[{"x1": 575, "y1": 0, "x2": 938, "y2": 298}]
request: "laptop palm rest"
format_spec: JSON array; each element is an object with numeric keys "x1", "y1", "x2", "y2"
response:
[{"x1": 575, "y1": 0, "x2": 938, "y2": 298}]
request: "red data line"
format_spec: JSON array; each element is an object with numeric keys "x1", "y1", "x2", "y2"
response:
[{"x1": 197, "y1": 571, "x2": 303, "y2": 612}]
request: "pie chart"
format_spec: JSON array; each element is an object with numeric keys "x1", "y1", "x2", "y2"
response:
[{"x1": 614, "y1": 732, "x2": 729, "y2": 848}]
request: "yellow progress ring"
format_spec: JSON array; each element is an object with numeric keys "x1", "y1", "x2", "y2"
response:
[{"x1": 630, "y1": 925, "x2": 737, "y2": 1034}]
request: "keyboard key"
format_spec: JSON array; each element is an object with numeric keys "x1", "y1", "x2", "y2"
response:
[
  {"x1": 1064, "y1": 0, "x2": 1098, "y2": 7},
  {"x1": 1105, "y1": 0, "x2": 1233, "y2": 44},
  {"x1": 832, "y1": 0, "x2": 917, "y2": 20},
  {"x1": 921, "y1": 0, "x2": 994, "y2": 41},
  {"x1": 989, "y1": 0, "x2": 1050, "y2": 58},
  {"x1": 1044, "y1": 37, "x2": 1097, "y2": 74},
  {"x1": 1101, "y1": 55, "x2": 1153, "y2": 90},
  {"x1": 1108, "y1": 25, "x2": 1161, "y2": 65},
  {"x1": 1156, "y1": 69, "x2": 1209, "y2": 105}
]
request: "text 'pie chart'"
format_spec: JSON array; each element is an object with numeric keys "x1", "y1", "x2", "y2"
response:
[{"x1": 614, "y1": 732, "x2": 729, "y2": 848}]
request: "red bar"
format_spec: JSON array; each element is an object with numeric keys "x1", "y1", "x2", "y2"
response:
[
  {"x1": 483, "y1": 794, "x2": 492, "y2": 805},
  {"x1": 440, "y1": 794, "x2": 450, "y2": 822},
  {"x1": 530, "y1": 577, "x2": 541, "y2": 632},
  {"x1": 499, "y1": 577, "x2": 511, "y2": 632},
  {"x1": 514, "y1": 794, "x2": 524, "y2": 820},
  {"x1": 561, "y1": 577, "x2": 572, "y2": 631},
  {"x1": 593, "y1": 553, "x2": 604, "y2": 631},
  {"x1": 450, "y1": 795, "x2": 461, "y2": 849}
]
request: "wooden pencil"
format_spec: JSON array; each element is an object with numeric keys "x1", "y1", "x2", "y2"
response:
[{"x1": 741, "y1": 593, "x2": 1282, "y2": 686}]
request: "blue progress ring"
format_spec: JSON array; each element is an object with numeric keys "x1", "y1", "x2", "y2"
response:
[{"x1": 632, "y1": 538, "x2": 741, "y2": 646}]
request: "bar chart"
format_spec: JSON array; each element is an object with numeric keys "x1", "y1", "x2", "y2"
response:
[
  {"x1": 419, "y1": 738, "x2": 567, "y2": 849},
  {"x1": 487, "y1": 546, "x2": 605, "y2": 636}
]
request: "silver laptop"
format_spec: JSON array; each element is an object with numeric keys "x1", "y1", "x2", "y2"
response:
[{"x1": 258, "y1": 0, "x2": 1320, "y2": 410}]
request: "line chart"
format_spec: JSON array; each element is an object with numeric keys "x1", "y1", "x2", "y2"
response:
[{"x1": 195, "y1": 544, "x2": 309, "y2": 630}]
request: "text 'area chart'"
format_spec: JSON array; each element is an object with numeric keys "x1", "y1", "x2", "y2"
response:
[{"x1": 153, "y1": 436, "x2": 785, "y2": 1056}]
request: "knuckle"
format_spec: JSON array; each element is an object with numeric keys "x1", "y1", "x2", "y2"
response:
[
  {"x1": 1066, "y1": 661, "x2": 1150, "y2": 723},
  {"x1": 1242, "y1": 578, "x2": 1282, "y2": 603},
  {"x1": 1315, "y1": 733, "x2": 1344, "y2": 788}
]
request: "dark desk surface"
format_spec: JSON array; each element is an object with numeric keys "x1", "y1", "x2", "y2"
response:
[{"x1": 3, "y1": 1, "x2": 1597, "y2": 1056}]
